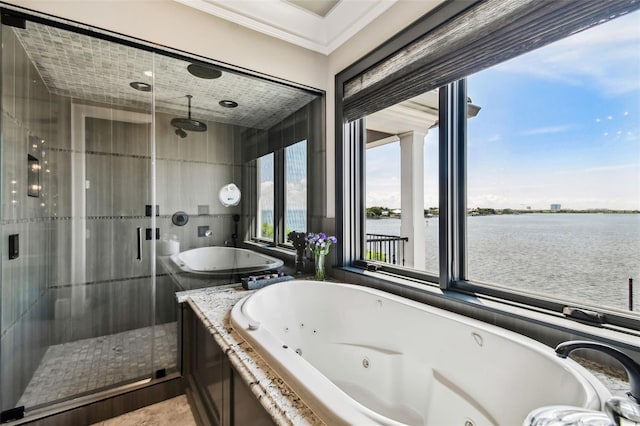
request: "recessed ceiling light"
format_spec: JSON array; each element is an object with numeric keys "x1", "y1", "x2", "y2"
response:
[
  {"x1": 219, "y1": 100, "x2": 238, "y2": 108},
  {"x1": 143, "y1": 70, "x2": 153, "y2": 77},
  {"x1": 129, "y1": 81, "x2": 152, "y2": 92},
  {"x1": 187, "y1": 63, "x2": 222, "y2": 79}
]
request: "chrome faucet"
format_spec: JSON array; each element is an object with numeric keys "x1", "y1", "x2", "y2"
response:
[
  {"x1": 204, "y1": 230, "x2": 213, "y2": 237},
  {"x1": 555, "y1": 340, "x2": 640, "y2": 425}
]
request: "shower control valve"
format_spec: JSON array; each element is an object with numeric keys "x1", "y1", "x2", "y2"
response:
[{"x1": 197, "y1": 226, "x2": 212, "y2": 237}]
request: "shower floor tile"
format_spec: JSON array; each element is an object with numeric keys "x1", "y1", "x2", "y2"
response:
[{"x1": 18, "y1": 322, "x2": 177, "y2": 409}]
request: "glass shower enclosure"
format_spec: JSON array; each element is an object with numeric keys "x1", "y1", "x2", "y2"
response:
[
  {"x1": 0, "y1": 7, "x2": 322, "y2": 420},
  {"x1": 0, "y1": 18, "x2": 165, "y2": 414}
]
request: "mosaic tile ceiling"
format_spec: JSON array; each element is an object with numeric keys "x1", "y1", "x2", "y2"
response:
[{"x1": 14, "y1": 22, "x2": 317, "y2": 129}]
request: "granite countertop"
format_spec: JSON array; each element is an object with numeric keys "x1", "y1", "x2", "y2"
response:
[{"x1": 177, "y1": 285, "x2": 325, "y2": 426}]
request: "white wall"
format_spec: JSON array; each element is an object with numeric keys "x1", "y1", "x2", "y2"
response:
[{"x1": 8, "y1": 0, "x2": 445, "y2": 219}]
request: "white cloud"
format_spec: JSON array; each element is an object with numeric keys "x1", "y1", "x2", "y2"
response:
[
  {"x1": 286, "y1": 178, "x2": 307, "y2": 209},
  {"x1": 519, "y1": 125, "x2": 571, "y2": 136},
  {"x1": 366, "y1": 191, "x2": 401, "y2": 209},
  {"x1": 471, "y1": 134, "x2": 502, "y2": 145},
  {"x1": 468, "y1": 162, "x2": 640, "y2": 210},
  {"x1": 582, "y1": 163, "x2": 638, "y2": 173},
  {"x1": 366, "y1": 142, "x2": 401, "y2": 207},
  {"x1": 259, "y1": 181, "x2": 273, "y2": 208},
  {"x1": 494, "y1": 11, "x2": 640, "y2": 95}
]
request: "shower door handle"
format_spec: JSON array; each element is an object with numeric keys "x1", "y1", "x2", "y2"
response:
[{"x1": 136, "y1": 227, "x2": 142, "y2": 262}]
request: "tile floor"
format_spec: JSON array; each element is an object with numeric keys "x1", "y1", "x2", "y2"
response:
[
  {"x1": 18, "y1": 322, "x2": 178, "y2": 408},
  {"x1": 90, "y1": 395, "x2": 196, "y2": 426}
]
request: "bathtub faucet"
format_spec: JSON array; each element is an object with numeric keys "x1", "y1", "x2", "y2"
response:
[{"x1": 555, "y1": 340, "x2": 640, "y2": 425}]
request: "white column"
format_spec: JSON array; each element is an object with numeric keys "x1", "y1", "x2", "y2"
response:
[{"x1": 399, "y1": 130, "x2": 426, "y2": 270}]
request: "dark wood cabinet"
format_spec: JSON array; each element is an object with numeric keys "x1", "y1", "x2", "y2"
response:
[{"x1": 182, "y1": 304, "x2": 275, "y2": 426}]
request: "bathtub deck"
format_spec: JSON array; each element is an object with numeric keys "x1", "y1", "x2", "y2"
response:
[
  {"x1": 179, "y1": 284, "x2": 629, "y2": 426},
  {"x1": 177, "y1": 285, "x2": 325, "y2": 426},
  {"x1": 160, "y1": 255, "x2": 238, "y2": 291}
]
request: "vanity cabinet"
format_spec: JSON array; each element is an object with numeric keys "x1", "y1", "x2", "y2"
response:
[{"x1": 182, "y1": 304, "x2": 275, "y2": 426}]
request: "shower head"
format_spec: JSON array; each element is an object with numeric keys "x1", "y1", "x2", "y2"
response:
[
  {"x1": 187, "y1": 63, "x2": 222, "y2": 80},
  {"x1": 170, "y1": 95, "x2": 207, "y2": 132}
]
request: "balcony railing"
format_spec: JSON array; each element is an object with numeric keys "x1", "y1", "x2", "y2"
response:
[{"x1": 365, "y1": 234, "x2": 408, "y2": 266}]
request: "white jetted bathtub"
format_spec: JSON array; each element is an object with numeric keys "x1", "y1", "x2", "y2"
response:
[
  {"x1": 170, "y1": 247, "x2": 283, "y2": 275},
  {"x1": 231, "y1": 280, "x2": 610, "y2": 426}
]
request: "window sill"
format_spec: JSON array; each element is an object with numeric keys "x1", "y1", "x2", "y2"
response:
[
  {"x1": 243, "y1": 241, "x2": 296, "y2": 264},
  {"x1": 336, "y1": 266, "x2": 640, "y2": 355}
]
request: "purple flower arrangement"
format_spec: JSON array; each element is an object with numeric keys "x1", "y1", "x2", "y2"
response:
[{"x1": 306, "y1": 233, "x2": 338, "y2": 256}]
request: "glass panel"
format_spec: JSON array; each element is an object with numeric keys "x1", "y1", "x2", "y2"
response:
[
  {"x1": 1, "y1": 19, "x2": 155, "y2": 412},
  {"x1": 285, "y1": 140, "x2": 307, "y2": 235},
  {"x1": 0, "y1": 7, "x2": 322, "y2": 418},
  {"x1": 257, "y1": 153, "x2": 274, "y2": 241},
  {"x1": 363, "y1": 91, "x2": 439, "y2": 274},
  {"x1": 466, "y1": 10, "x2": 640, "y2": 312}
]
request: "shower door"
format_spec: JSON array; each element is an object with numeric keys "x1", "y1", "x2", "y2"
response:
[{"x1": 0, "y1": 17, "x2": 160, "y2": 414}]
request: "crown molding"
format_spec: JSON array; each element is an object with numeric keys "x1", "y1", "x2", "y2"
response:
[{"x1": 174, "y1": 0, "x2": 396, "y2": 55}]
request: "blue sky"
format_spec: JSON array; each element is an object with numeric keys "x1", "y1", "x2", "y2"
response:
[{"x1": 367, "y1": 10, "x2": 640, "y2": 210}]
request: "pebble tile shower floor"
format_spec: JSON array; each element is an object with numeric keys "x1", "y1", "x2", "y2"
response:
[{"x1": 18, "y1": 322, "x2": 177, "y2": 408}]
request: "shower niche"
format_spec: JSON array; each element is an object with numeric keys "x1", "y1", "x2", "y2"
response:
[{"x1": 27, "y1": 144, "x2": 40, "y2": 198}]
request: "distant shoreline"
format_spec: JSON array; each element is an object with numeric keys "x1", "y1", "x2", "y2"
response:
[
  {"x1": 366, "y1": 207, "x2": 640, "y2": 218},
  {"x1": 467, "y1": 208, "x2": 640, "y2": 217}
]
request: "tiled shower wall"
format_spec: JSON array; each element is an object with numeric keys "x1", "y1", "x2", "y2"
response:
[
  {"x1": 154, "y1": 111, "x2": 243, "y2": 252},
  {"x1": 1, "y1": 25, "x2": 66, "y2": 410},
  {"x1": 73, "y1": 113, "x2": 243, "y2": 339},
  {"x1": 1, "y1": 26, "x2": 244, "y2": 409}
]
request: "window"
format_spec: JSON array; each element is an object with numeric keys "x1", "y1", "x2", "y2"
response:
[
  {"x1": 246, "y1": 95, "x2": 321, "y2": 248},
  {"x1": 285, "y1": 140, "x2": 307, "y2": 235},
  {"x1": 364, "y1": 104, "x2": 439, "y2": 274},
  {"x1": 257, "y1": 153, "x2": 274, "y2": 241},
  {"x1": 337, "y1": 1, "x2": 640, "y2": 328},
  {"x1": 465, "y1": 11, "x2": 640, "y2": 312},
  {"x1": 254, "y1": 140, "x2": 308, "y2": 245}
]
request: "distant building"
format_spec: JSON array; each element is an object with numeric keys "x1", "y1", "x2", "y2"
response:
[{"x1": 550, "y1": 204, "x2": 561, "y2": 211}]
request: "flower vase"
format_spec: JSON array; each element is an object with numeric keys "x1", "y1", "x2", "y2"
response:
[{"x1": 314, "y1": 252, "x2": 326, "y2": 281}]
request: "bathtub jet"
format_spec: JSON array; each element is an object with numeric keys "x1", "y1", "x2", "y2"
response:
[{"x1": 231, "y1": 280, "x2": 610, "y2": 426}]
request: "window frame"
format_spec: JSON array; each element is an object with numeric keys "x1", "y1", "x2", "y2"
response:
[
  {"x1": 245, "y1": 95, "x2": 323, "y2": 252},
  {"x1": 335, "y1": 2, "x2": 640, "y2": 332},
  {"x1": 284, "y1": 139, "x2": 308, "y2": 239},
  {"x1": 255, "y1": 152, "x2": 276, "y2": 243},
  {"x1": 253, "y1": 140, "x2": 308, "y2": 248}
]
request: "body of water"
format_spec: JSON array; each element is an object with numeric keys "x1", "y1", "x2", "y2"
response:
[{"x1": 366, "y1": 214, "x2": 640, "y2": 312}]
